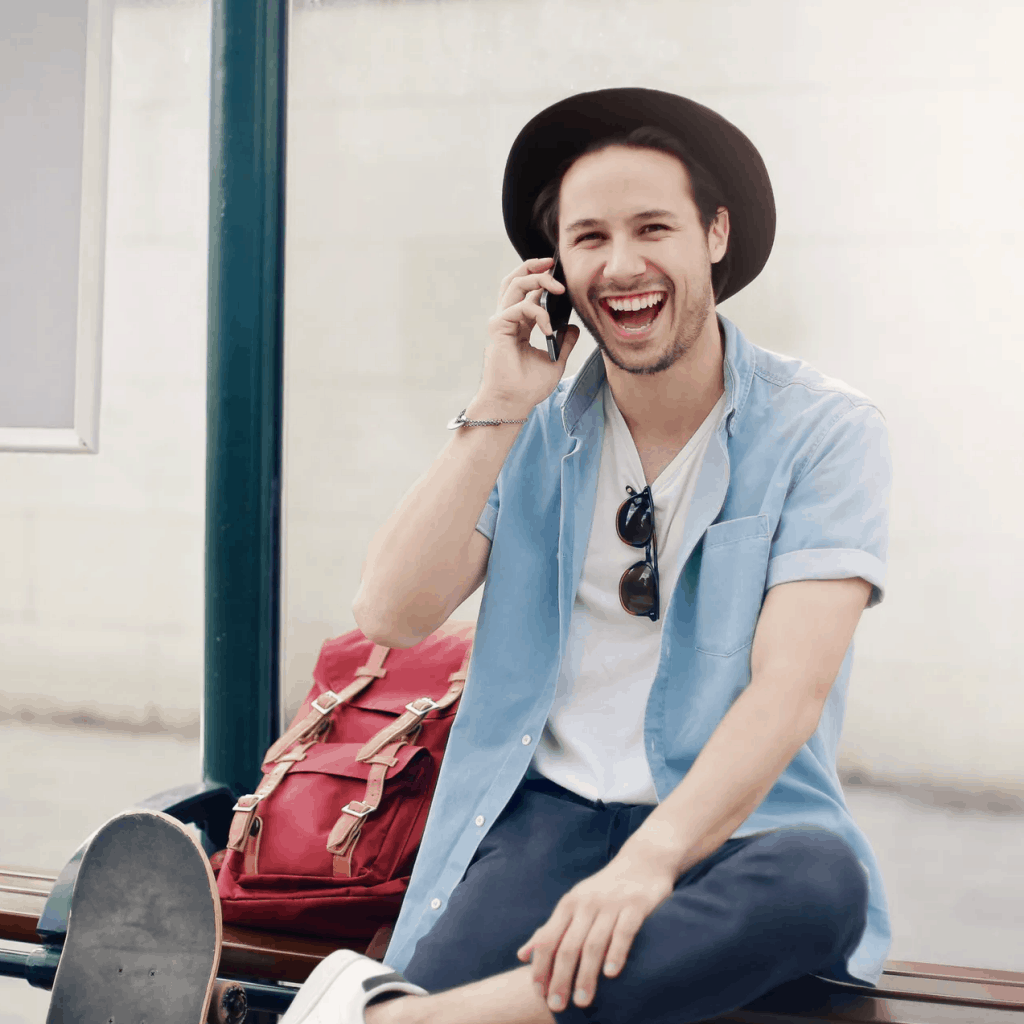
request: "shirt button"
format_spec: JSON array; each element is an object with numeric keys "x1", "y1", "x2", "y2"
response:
[
  {"x1": 430, "y1": 898, "x2": 441, "y2": 910},
  {"x1": 521, "y1": 734, "x2": 531, "y2": 745},
  {"x1": 474, "y1": 815, "x2": 485, "y2": 827}
]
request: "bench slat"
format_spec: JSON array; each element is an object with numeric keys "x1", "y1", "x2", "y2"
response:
[
  {"x1": 719, "y1": 1003, "x2": 1024, "y2": 1024},
  {"x1": 0, "y1": 881, "x2": 50, "y2": 944},
  {"x1": 716, "y1": 974, "x2": 1024, "y2": 1024},
  {"x1": 0, "y1": 869, "x2": 61, "y2": 886},
  {"x1": 220, "y1": 924, "x2": 367, "y2": 983},
  {"x1": 885, "y1": 962, "x2": 1024, "y2": 989},
  {"x1": 869, "y1": 974, "x2": 1024, "y2": 1010}
]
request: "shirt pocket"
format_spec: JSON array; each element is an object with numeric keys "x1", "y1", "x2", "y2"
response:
[{"x1": 694, "y1": 514, "x2": 771, "y2": 657}]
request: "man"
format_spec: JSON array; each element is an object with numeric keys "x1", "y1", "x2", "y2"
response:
[{"x1": 282, "y1": 88, "x2": 891, "y2": 1024}]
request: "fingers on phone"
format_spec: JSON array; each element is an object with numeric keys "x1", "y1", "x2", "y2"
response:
[
  {"x1": 499, "y1": 264, "x2": 564, "y2": 304},
  {"x1": 522, "y1": 295, "x2": 553, "y2": 338},
  {"x1": 498, "y1": 258, "x2": 553, "y2": 299},
  {"x1": 505, "y1": 274, "x2": 563, "y2": 307},
  {"x1": 492, "y1": 294, "x2": 552, "y2": 339}
]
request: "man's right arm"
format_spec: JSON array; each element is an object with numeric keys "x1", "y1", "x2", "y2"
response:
[{"x1": 352, "y1": 257, "x2": 580, "y2": 648}]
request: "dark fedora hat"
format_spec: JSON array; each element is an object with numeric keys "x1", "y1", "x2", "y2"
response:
[{"x1": 502, "y1": 87, "x2": 776, "y2": 304}]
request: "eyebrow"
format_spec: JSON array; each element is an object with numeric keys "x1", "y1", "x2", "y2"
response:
[{"x1": 563, "y1": 209, "x2": 678, "y2": 233}]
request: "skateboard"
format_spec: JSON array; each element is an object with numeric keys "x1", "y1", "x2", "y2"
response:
[{"x1": 45, "y1": 809, "x2": 224, "y2": 1024}]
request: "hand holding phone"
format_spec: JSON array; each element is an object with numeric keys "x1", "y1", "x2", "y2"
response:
[
  {"x1": 477, "y1": 256, "x2": 579, "y2": 421},
  {"x1": 539, "y1": 254, "x2": 573, "y2": 361}
]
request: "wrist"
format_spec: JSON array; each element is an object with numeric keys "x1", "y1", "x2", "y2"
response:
[
  {"x1": 617, "y1": 820, "x2": 695, "y2": 881},
  {"x1": 465, "y1": 392, "x2": 534, "y2": 423}
]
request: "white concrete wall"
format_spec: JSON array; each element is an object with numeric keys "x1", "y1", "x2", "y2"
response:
[
  {"x1": 282, "y1": 0, "x2": 1024, "y2": 795},
  {"x1": 1, "y1": 0, "x2": 1021, "y2": 799},
  {"x1": 0, "y1": 0, "x2": 210, "y2": 733}
]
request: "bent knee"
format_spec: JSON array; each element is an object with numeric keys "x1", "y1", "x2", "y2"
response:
[{"x1": 753, "y1": 826, "x2": 869, "y2": 916}]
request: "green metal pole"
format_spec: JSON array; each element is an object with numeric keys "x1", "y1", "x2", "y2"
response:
[{"x1": 204, "y1": 0, "x2": 287, "y2": 796}]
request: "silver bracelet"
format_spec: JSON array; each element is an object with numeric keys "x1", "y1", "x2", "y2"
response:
[{"x1": 447, "y1": 408, "x2": 528, "y2": 430}]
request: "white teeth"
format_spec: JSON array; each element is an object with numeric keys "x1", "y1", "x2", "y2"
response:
[{"x1": 605, "y1": 292, "x2": 665, "y2": 312}]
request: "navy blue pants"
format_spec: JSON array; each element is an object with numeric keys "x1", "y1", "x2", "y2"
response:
[{"x1": 404, "y1": 778, "x2": 868, "y2": 1024}]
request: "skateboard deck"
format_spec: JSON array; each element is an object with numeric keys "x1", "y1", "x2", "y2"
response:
[{"x1": 46, "y1": 809, "x2": 222, "y2": 1024}]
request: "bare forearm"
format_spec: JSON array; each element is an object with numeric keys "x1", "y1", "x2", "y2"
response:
[
  {"x1": 352, "y1": 416, "x2": 521, "y2": 646},
  {"x1": 354, "y1": 256, "x2": 580, "y2": 647},
  {"x1": 620, "y1": 578, "x2": 870, "y2": 879},
  {"x1": 621, "y1": 675, "x2": 821, "y2": 877}
]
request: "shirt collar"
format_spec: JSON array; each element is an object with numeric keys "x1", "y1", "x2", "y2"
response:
[
  {"x1": 559, "y1": 313, "x2": 755, "y2": 438},
  {"x1": 719, "y1": 313, "x2": 754, "y2": 437}
]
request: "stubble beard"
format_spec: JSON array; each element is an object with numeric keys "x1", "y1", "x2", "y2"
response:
[{"x1": 575, "y1": 271, "x2": 714, "y2": 377}]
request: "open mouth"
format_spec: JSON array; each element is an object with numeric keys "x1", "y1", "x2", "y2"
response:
[{"x1": 600, "y1": 291, "x2": 667, "y2": 335}]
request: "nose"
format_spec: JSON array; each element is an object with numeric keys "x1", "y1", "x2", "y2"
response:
[{"x1": 602, "y1": 238, "x2": 647, "y2": 285}]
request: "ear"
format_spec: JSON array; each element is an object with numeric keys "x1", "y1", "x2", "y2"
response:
[{"x1": 708, "y1": 206, "x2": 730, "y2": 265}]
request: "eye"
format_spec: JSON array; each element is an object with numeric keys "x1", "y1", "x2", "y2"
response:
[
  {"x1": 640, "y1": 223, "x2": 671, "y2": 234},
  {"x1": 573, "y1": 231, "x2": 603, "y2": 244}
]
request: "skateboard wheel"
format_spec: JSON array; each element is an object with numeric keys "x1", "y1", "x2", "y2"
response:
[{"x1": 208, "y1": 980, "x2": 247, "y2": 1024}]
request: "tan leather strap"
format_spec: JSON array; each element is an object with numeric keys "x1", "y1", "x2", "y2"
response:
[
  {"x1": 263, "y1": 645, "x2": 391, "y2": 766},
  {"x1": 364, "y1": 923, "x2": 393, "y2": 961},
  {"x1": 327, "y1": 740, "x2": 406, "y2": 877},
  {"x1": 355, "y1": 644, "x2": 472, "y2": 763},
  {"x1": 242, "y1": 816, "x2": 263, "y2": 875},
  {"x1": 327, "y1": 645, "x2": 473, "y2": 877},
  {"x1": 226, "y1": 742, "x2": 315, "y2": 851},
  {"x1": 449, "y1": 643, "x2": 473, "y2": 685}
]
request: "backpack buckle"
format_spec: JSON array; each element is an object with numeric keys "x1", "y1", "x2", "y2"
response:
[
  {"x1": 341, "y1": 800, "x2": 375, "y2": 819},
  {"x1": 405, "y1": 696, "x2": 442, "y2": 718},
  {"x1": 312, "y1": 691, "x2": 342, "y2": 716},
  {"x1": 232, "y1": 793, "x2": 263, "y2": 813}
]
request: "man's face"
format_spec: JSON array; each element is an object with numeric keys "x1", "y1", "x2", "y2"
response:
[{"x1": 557, "y1": 145, "x2": 728, "y2": 376}]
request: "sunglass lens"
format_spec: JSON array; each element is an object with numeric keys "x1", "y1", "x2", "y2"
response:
[
  {"x1": 617, "y1": 493, "x2": 653, "y2": 547},
  {"x1": 619, "y1": 560, "x2": 658, "y2": 617}
]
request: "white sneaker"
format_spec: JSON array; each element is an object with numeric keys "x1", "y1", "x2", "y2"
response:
[{"x1": 280, "y1": 950, "x2": 428, "y2": 1024}]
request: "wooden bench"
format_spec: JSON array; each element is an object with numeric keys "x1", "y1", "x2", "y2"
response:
[{"x1": 4, "y1": 866, "x2": 1023, "y2": 1021}]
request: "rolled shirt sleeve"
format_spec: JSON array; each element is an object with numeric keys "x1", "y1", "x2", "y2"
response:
[
  {"x1": 475, "y1": 482, "x2": 500, "y2": 542},
  {"x1": 766, "y1": 404, "x2": 891, "y2": 607}
]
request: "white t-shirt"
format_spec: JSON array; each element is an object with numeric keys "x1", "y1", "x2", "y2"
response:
[{"x1": 531, "y1": 385, "x2": 726, "y2": 804}]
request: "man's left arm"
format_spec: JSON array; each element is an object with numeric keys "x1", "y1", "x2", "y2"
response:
[{"x1": 518, "y1": 575, "x2": 873, "y2": 1013}]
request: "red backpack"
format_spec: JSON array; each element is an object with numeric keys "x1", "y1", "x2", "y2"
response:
[{"x1": 215, "y1": 623, "x2": 473, "y2": 948}]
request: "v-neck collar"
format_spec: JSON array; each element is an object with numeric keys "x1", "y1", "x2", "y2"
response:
[{"x1": 603, "y1": 385, "x2": 727, "y2": 493}]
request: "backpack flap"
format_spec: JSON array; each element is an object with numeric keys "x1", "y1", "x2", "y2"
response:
[
  {"x1": 232, "y1": 741, "x2": 431, "y2": 883},
  {"x1": 326, "y1": 739, "x2": 412, "y2": 878}
]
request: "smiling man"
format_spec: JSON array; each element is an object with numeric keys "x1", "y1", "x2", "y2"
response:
[{"x1": 281, "y1": 89, "x2": 892, "y2": 1024}]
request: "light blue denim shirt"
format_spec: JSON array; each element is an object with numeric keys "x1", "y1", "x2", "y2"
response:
[{"x1": 387, "y1": 314, "x2": 892, "y2": 986}]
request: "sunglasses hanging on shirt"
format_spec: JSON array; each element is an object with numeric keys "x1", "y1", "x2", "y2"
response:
[{"x1": 616, "y1": 485, "x2": 660, "y2": 621}]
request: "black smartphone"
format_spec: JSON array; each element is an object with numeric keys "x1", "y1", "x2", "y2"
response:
[{"x1": 539, "y1": 255, "x2": 573, "y2": 361}]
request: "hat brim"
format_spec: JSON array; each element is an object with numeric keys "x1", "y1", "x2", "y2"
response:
[{"x1": 502, "y1": 88, "x2": 775, "y2": 304}]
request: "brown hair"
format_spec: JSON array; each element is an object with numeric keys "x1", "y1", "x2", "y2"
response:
[{"x1": 530, "y1": 126, "x2": 731, "y2": 298}]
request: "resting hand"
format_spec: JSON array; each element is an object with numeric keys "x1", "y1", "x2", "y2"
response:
[{"x1": 515, "y1": 854, "x2": 675, "y2": 1011}]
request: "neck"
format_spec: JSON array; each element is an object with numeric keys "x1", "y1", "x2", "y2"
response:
[{"x1": 605, "y1": 313, "x2": 726, "y2": 446}]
